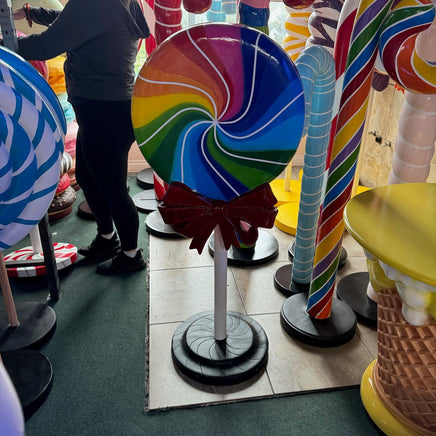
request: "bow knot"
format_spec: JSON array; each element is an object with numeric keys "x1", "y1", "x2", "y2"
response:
[{"x1": 158, "y1": 182, "x2": 278, "y2": 254}]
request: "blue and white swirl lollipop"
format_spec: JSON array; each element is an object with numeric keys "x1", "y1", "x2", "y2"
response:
[{"x1": 0, "y1": 46, "x2": 64, "y2": 250}]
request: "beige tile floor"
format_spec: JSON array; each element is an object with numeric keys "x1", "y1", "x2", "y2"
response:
[{"x1": 146, "y1": 189, "x2": 377, "y2": 411}]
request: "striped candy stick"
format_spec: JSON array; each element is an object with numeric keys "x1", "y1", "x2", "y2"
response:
[
  {"x1": 154, "y1": 0, "x2": 183, "y2": 45},
  {"x1": 288, "y1": 0, "x2": 354, "y2": 286},
  {"x1": 307, "y1": 0, "x2": 395, "y2": 319},
  {"x1": 283, "y1": 5, "x2": 313, "y2": 61},
  {"x1": 291, "y1": 46, "x2": 336, "y2": 285},
  {"x1": 306, "y1": 0, "x2": 344, "y2": 55},
  {"x1": 324, "y1": 0, "x2": 359, "y2": 171}
]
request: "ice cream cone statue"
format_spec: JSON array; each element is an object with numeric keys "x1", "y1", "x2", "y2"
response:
[{"x1": 344, "y1": 183, "x2": 436, "y2": 435}]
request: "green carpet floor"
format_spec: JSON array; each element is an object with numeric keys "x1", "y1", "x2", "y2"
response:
[{"x1": 5, "y1": 178, "x2": 382, "y2": 435}]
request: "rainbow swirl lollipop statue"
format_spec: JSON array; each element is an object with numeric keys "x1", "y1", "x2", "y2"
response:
[{"x1": 132, "y1": 22, "x2": 305, "y2": 385}]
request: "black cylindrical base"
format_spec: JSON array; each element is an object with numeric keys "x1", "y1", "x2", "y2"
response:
[
  {"x1": 273, "y1": 264, "x2": 309, "y2": 297},
  {"x1": 172, "y1": 310, "x2": 268, "y2": 385},
  {"x1": 280, "y1": 293, "x2": 357, "y2": 347},
  {"x1": 2, "y1": 349, "x2": 53, "y2": 414},
  {"x1": 0, "y1": 302, "x2": 56, "y2": 351},
  {"x1": 208, "y1": 230, "x2": 278, "y2": 267},
  {"x1": 336, "y1": 272, "x2": 377, "y2": 328}
]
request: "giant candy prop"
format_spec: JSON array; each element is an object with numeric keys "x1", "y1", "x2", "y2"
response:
[
  {"x1": 290, "y1": 46, "x2": 335, "y2": 286},
  {"x1": 385, "y1": 0, "x2": 436, "y2": 184},
  {"x1": 307, "y1": 0, "x2": 397, "y2": 321},
  {"x1": 282, "y1": 5, "x2": 313, "y2": 61},
  {"x1": 0, "y1": 34, "x2": 64, "y2": 412},
  {"x1": 132, "y1": 23, "x2": 305, "y2": 384},
  {"x1": 0, "y1": 46, "x2": 64, "y2": 250},
  {"x1": 306, "y1": 0, "x2": 344, "y2": 54},
  {"x1": 132, "y1": 24, "x2": 305, "y2": 203},
  {"x1": 344, "y1": 183, "x2": 436, "y2": 436},
  {"x1": 153, "y1": 0, "x2": 182, "y2": 45},
  {"x1": 309, "y1": 0, "x2": 436, "y2": 321}
]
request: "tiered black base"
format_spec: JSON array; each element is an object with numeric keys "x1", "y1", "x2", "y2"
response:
[
  {"x1": 0, "y1": 302, "x2": 56, "y2": 351},
  {"x1": 336, "y1": 272, "x2": 377, "y2": 328},
  {"x1": 208, "y1": 230, "x2": 278, "y2": 267},
  {"x1": 288, "y1": 241, "x2": 348, "y2": 269},
  {"x1": 273, "y1": 264, "x2": 310, "y2": 297},
  {"x1": 136, "y1": 168, "x2": 154, "y2": 189},
  {"x1": 280, "y1": 293, "x2": 357, "y2": 347},
  {"x1": 2, "y1": 349, "x2": 52, "y2": 414},
  {"x1": 172, "y1": 310, "x2": 268, "y2": 385},
  {"x1": 145, "y1": 211, "x2": 184, "y2": 239}
]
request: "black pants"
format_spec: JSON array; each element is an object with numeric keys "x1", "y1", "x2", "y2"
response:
[{"x1": 72, "y1": 99, "x2": 139, "y2": 251}]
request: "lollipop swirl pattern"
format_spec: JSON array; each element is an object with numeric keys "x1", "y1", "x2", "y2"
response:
[
  {"x1": 0, "y1": 46, "x2": 65, "y2": 250},
  {"x1": 132, "y1": 24, "x2": 305, "y2": 201}
]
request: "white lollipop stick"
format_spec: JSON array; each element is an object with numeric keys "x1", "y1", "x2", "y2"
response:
[
  {"x1": 0, "y1": 253, "x2": 18, "y2": 327},
  {"x1": 213, "y1": 226, "x2": 227, "y2": 341},
  {"x1": 29, "y1": 226, "x2": 43, "y2": 255}
]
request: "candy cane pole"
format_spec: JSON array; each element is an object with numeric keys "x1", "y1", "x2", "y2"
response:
[
  {"x1": 272, "y1": 4, "x2": 312, "y2": 206},
  {"x1": 291, "y1": 46, "x2": 335, "y2": 286},
  {"x1": 307, "y1": 0, "x2": 395, "y2": 320},
  {"x1": 154, "y1": 0, "x2": 182, "y2": 46}
]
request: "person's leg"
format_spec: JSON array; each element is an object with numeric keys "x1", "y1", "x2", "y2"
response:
[
  {"x1": 74, "y1": 102, "x2": 115, "y2": 236},
  {"x1": 73, "y1": 99, "x2": 144, "y2": 274}
]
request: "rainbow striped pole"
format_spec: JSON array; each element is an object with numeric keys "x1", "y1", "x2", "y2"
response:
[{"x1": 307, "y1": 0, "x2": 395, "y2": 319}]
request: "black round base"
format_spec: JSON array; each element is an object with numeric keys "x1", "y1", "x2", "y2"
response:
[
  {"x1": 145, "y1": 210, "x2": 184, "y2": 239},
  {"x1": 273, "y1": 264, "x2": 309, "y2": 297},
  {"x1": 288, "y1": 241, "x2": 348, "y2": 269},
  {"x1": 208, "y1": 230, "x2": 278, "y2": 267},
  {"x1": 0, "y1": 302, "x2": 57, "y2": 351},
  {"x1": 132, "y1": 190, "x2": 159, "y2": 213},
  {"x1": 1, "y1": 349, "x2": 52, "y2": 413},
  {"x1": 280, "y1": 293, "x2": 357, "y2": 347},
  {"x1": 336, "y1": 272, "x2": 377, "y2": 328},
  {"x1": 172, "y1": 310, "x2": 268, "y2": 385},
  {"x1": 77, "y1": 200, "x2": 94, "y2": 220},
  {"x1": 136, "y1": 168, "x2": 154, "y2": 190}
]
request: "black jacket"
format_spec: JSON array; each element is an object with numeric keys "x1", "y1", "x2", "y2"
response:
[{"x1": 18, "y1": 0, "x2": 150, "y2": 101}]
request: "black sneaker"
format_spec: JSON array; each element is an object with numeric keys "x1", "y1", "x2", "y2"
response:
[
  {"x1": 96, "y1": 249, "x2": 146, "y2": 275},
  {"x1": 78, "y1": 233, "x2": 121, "y2": 259}
]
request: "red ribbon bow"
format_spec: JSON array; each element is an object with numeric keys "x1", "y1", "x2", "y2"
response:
[{"x1": 158, "y1": 182, "x2": 278, "y2": 254}]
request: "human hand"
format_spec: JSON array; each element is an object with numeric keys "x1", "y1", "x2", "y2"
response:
[{"x1": 13, "y1": 7, "x2": 26, "y2": 21}]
